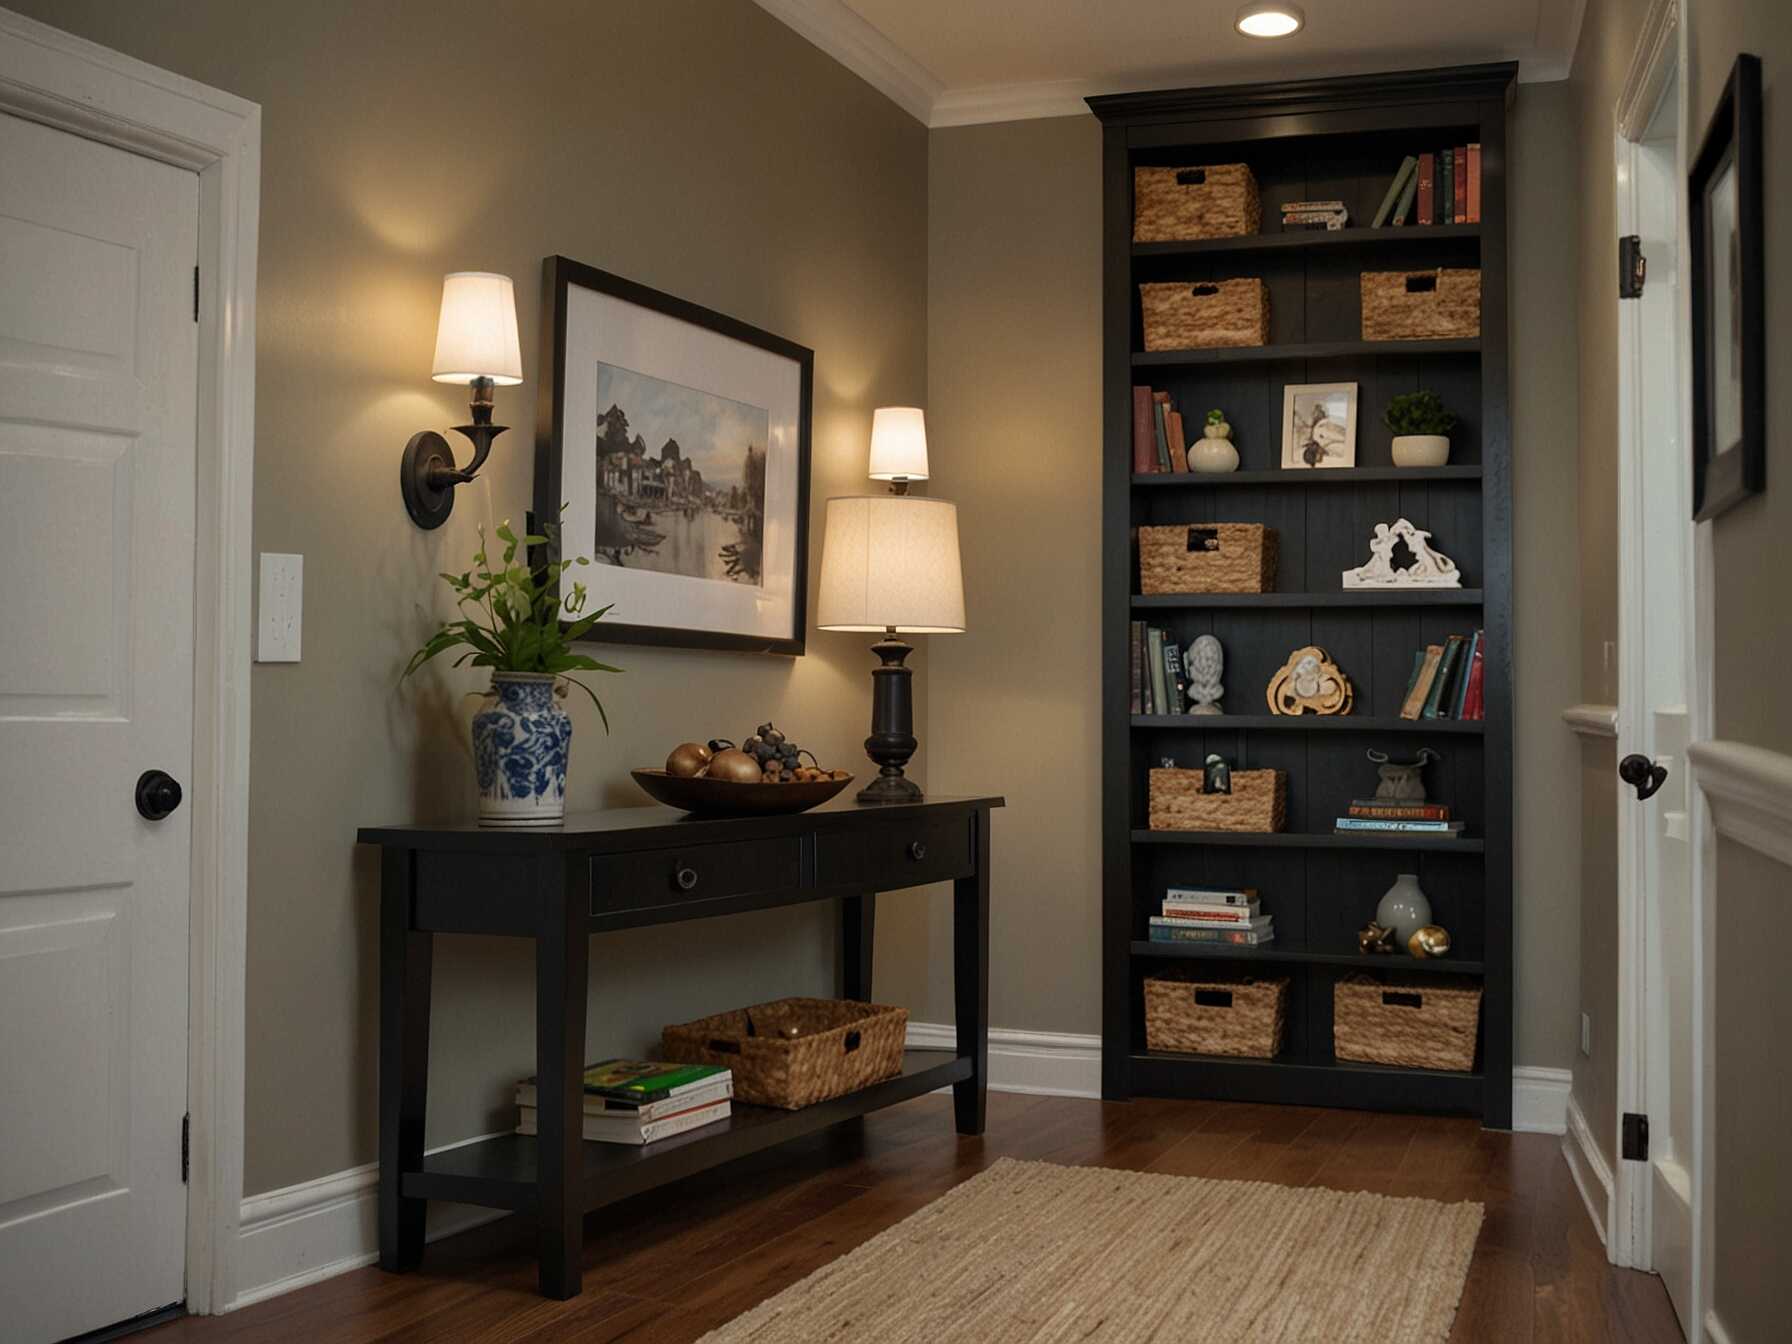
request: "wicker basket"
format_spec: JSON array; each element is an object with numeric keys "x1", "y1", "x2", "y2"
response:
[
  {"x1": 1139, "y1": 522, "x2": 1277, "y2": 594},
  {"x1": 1149, "y1": 768, "x2": 1287, "y2": 833},
  {"x1": 661, "y1": 997, "x2": 908, "y2": 1109},
  {"x1": 1140, "y1": 278, "x2": 1269, "y2": 352},
  {"x1": 1144, "y1": 971, "x2": 1288, "y2": 1058},
  {"x1": 1333, "y1": 974, "x2": 1482, "y2": 1071},
  {"x1": 1361, "y1": 268, "x2": 1482, "y2": 341},
  {"x1": 1134, "y1": 164, "x2": 1261, "y2": 242}
]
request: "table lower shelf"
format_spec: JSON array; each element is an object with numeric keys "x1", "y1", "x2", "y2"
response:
[{"x1": 404, "y1": 1049, "x2": 973, "y2": 1214}]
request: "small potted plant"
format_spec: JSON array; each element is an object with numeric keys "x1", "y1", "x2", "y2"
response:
[
  {"x1": 1384, "y1": 390, "x2": 1456, "y2": 467},
  {"x1": 404, "y1": 518, "x2": 621, "y2": 827},
  {"x1": 1189, "y1": 407, "x2": 1240, "y2": 473}
]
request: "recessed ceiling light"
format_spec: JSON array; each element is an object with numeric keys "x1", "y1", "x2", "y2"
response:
[{"x1": 1236, "y1": 2, "x2": 1305, "y2": 38}]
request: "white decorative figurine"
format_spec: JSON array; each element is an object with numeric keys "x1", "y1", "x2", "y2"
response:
[
  {"x1": 1341, "y1": 518, "x2": 1462, "y2": 589},
  {"x1": 1185, "y1": 634, "x2": 1225, "y2": 714}
]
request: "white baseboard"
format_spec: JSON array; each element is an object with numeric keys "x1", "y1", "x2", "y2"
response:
[
  {"x1": 1512, "y1": 1065, "x2": 1572, "y2": 1134},
  {"x1": 906, "y1": 1022, "x2": 1102, "y2": 1098},
  {"x1": 1703, "y1": 1308, "x2": 1734, "y2": 1344},
  {"x1": 231, "y1": 1131, "x2": 510, "y2": 1310},
  {"x1": 1562, "y1": 1094, "x2": 1615, "y2": 1247}
]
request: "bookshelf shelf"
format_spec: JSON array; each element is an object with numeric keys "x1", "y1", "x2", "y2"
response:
[{"x1": 1094, "y1": 65, "x2": 1515, "y2": 1124}]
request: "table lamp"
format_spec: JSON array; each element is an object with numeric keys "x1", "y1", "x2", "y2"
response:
[{"x1": 817, "y1": 489, "x2": 965, "y2": 803}]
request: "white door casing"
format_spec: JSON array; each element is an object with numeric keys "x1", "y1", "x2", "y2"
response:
[{"x1": 0, "y1": 110, "x2": 198, "y2": 1341}]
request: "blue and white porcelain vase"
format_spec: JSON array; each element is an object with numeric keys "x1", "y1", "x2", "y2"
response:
[{"x1": 472, "y1": 672, "x2": 571, "y2": 827}]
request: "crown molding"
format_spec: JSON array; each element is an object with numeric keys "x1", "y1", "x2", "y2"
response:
[
  {"x1": 752, "y1": 0, "x2": 940, "y2": 124},
  {"x1": 1615, "y1": 0, "x2": 1679, "y2": 140}
]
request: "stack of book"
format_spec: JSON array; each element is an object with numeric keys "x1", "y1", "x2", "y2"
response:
[
  {"x1": 1148, "y1": 887, "x2": 1273, "y2": 947},
  {"x1": 1129, "y1": 620, "x2": 1189, "y2": 715},
  {"x1": 1280, "y1": 199, "x2": 1349, "y2": 231},
  {"x1": 517, "y1": 1058, "x2": 733, "y2": 1146},
  {"x1": 1335, "y1": 798, "x2": 1465, "y2": 839},
  {"x1": 1398, "y1": 629, "x2": 1486, "y2": 722},
  {"x1": 1130, "y1": 385, "x2": 1189, "y2": 474},
  {"x1": 1372, "y1": 146, "x2": 1482, "y2": 227}
]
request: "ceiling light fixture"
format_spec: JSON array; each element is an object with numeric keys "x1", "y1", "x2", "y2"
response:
[{"x1": 1236, "y1": 2, "x2": 1305, "y2": 38}]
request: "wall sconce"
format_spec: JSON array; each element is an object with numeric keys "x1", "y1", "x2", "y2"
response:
[{"x1": 401, "y1": 271, "x2": 523, "y2": 529}]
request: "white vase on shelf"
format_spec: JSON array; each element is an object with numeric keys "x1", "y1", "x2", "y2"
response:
[
  {"x1": 1375, "y1": 873, "x2": 1433, "y2": 943},
  {"x1": 1189, "y1": 419, "x2": 1240, "y2": 473}
]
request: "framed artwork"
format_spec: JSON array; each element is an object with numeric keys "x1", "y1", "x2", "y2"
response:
[
  {"x1": 537, "y1": 256, "x2": 813, "y2": 654},
  {"x1": 1689, "y1": 53, "x2": 1764, "y2": 521},
  {"x1": 1281, "y1": 382, "x2": 1359, "y2": 469}
]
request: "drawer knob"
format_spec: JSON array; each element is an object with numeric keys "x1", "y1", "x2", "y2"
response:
[
  {"x1": 674, "y1": 866, "x2": 700, "y2": 892},
  {"x1": 907, "y1": 840, "x2": 928, "y2": 862}
]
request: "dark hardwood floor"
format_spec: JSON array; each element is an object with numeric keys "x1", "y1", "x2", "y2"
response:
[{"x1": 147, "y1": 1093, "x2": 1683, "y2": 1342}]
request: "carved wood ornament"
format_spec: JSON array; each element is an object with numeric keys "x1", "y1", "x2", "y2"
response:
[{"x1": 1266, "y1": 645, "x2": 1354, "y2": 716}]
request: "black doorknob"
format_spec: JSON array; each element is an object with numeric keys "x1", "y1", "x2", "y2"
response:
[
  {"x1": 135, "y1": 769, "x2": 184, "y2": 820},
  {"x1": 1618, "y1": 753, "x2": 1668, "y2": 802}
]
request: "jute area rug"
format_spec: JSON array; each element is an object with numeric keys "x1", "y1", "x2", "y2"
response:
[{"x1": 701, "y1": 1157, "x2": 1482, "y2": 1343}]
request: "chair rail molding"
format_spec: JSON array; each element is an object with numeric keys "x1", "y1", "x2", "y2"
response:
[
  {"x1": 1563, "y1": 703, "x2": 1620, "y2": 738},
  {"x1": 1688, "y1": 739, "x2": 1792, "y2": 869}
]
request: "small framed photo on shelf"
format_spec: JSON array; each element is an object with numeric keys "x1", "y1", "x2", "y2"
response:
[
  {"x1": 1689, "y1": 53, "x2": 1764, "y2": 521},
  {"x1": 1281, "y1": 382, "x2": 1359, "y2": 469}
]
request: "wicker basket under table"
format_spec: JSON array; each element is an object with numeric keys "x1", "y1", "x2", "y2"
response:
[
  {"x1": 661, "y1": 997, "x2": 908, "y2": 1109},
  {"x1": 1140, "y1": 278, "x2": 1270, "y2": 352},
  {"x1": 1149, "y1": 768, "x2": 1287, "y2": 833},
  {"x1": 1360, "y1": 267, "x2": 1482, "y2": 341},
  {"x1": 1139, "y1": 522, "x2": 1277, "y2": 595},
  {"x1": 1333, "y1": 974, "x2": 1482, "y2": 1072},
  {"x1": 1133, "y1": 164, "x2": 1261, "y2": 242},
  {"x1": 1144, "y1": 970, "x2": 1289, "y2": 1058}
]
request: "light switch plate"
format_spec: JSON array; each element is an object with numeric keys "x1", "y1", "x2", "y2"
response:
[{"x1": 257, "y1": 553, "x2": 302, "y2": 662}]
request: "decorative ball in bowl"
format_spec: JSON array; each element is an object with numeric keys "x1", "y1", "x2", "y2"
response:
[{"x1": 634, "y1": 724, "x2": 853, "y2": 816}]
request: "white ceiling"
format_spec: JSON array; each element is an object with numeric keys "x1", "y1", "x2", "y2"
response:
[{"x1": 755, "y1": 0, "x2": 1586, "y2": 126}]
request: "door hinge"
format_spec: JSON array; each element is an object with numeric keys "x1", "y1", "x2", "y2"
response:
[
  {"x1": 1619, "y1": 235, "x2": 1646, "y2": 299},
  {"x1": 181, "y1": 1112, "x2": 190, "y2": 1183},
  {"x1": 1621, "y1": 1111, "x2": 1649, "y2": 1162},
  {"x1": 193, "y1": 266, "x2": 200, "y2": 322}
]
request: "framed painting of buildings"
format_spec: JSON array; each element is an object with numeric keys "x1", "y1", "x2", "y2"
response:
[{"x1": 537, "y1": 256, "x2": 813, "y2": 654}]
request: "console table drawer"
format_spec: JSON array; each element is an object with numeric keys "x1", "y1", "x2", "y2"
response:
[
  {"x1": 590, "y1": 837, "x2": 802, "y2": 915},
  {"x1": 817, "y1": 813, "x2": 974, "y2": 889}
]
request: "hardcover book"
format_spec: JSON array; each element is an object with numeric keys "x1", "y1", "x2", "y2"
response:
[
  {"x1": 1372, "y1": 156, "x2": 1418, "y2": 227},
  {"x1": 1148, "y1": 925, "x2": 1275, "y2": 946},
  {"x1": 1334, "y1": 818, "x2": 1465, "y2": 834},
  {"x1": 1467, "y1": 143, "x2": 1482, "y2": 223},
  {"x1": 1453, "y1": 146, "x2": 1467, "y2": 223},
  {"x1": 1460, "y1": 635, "x2": 1487, "y2": 720},
  {"x1": 1348, "y1": 800, "x2": 1451, "y2": 821},
  {"x1": 1416, "y1": 152, "x2": 1435, "y2": 226},
  {"x1": 1156, "y1": 904, "x2": 1262, "y2": 923},
  {"x1": 516, "y1": 1076, "x2": 733, "y2": 1122},
  {"x1": 1450, "y1": 630, "x2": 1482, "y2": 718},
  {"x1": 1167, "y1": 410, "x2": 1189, "y2": 473},
  {"x1": 1132, "y1": 385, "x2": 1156, "y2": 474},
  {"x1": 1424, "y1": 634, "x2": 1468, "y2": 718},
  {"x1": 1130, "y1": 621, "x2": 1145, "y2": 714},
  {"x1": 1147, "y1": 627, "x2": 1167, "y2": 718},
  {"x1": 1164, "y1": 886, "x2": 1258, "y2": 905},
  {"x1": 1439, "y1": 150, "x2": 1452, "y2": 225},
  {"x1": 517, "y1": 1097, "x2": 731, "y2": 1145},
  {"x1": 573, "y1": 1059, "x2": 731, "y2": 1104},
  {"x1": 1163, "y1": 640, "x2": 1187, "y2": 714},
  {"x1": 1152, "y1": 396, "x2": 1171, "y2": 471},
  {"x1": 1150, "y1": 914, "x2": 1273, "y2": 932},
  {"x1": 1400, "y1": 645, "x2": 1444, "y2": 720}
]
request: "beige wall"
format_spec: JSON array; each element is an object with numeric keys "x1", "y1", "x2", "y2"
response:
[
  {"x1": 910, "y1": 92, "x2": 1586, "y2": 1073},
  {"x1": 16, "y1": 0, "x2": 930, "y2": 1196}
]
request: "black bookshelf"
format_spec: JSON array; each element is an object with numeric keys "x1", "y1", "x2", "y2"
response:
[{"x1": 1091, "y1": 65, "x2": 1515, "y2": 1126}]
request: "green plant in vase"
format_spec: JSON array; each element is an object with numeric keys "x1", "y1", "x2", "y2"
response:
[
  {"x1": 1385, "y1": 390, "x2": 1457, "y2": 467},
  {"x1": 404, "y1": 517, "x2": 620, "y2": 826}
]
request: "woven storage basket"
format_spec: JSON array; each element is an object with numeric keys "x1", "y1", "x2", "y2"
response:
[
  {"x1": 1139, "y1": 522, "x2": 1277, "y2": 594},
  {"x1": 1144, "y1": 970, "x2": 1288, "y2": 1058},
  {"x1": 1361, "y1": 268, "x2": 1482, "y2": 341},
  {"x1": 1333, "y1": 974, "x2": 1482, "y2": 1071},
  {"x1": 1140, "y1": 278, "x2": 1269, "y2": 352},
  {"x1": 1149, "y1": 768, "x2": 1287, "y2": 833},
  {"x1": 661, "y1": 997, "x2": 907, "y2": 1109},
  {"x1": 1133, "y1": 164, "x2": 1261, "y2": 242}
]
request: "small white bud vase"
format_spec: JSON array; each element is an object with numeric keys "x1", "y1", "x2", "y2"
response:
[
  {"x1": 1391, "y1": 434, "x2": 1451, "y2": 467},
  {"x1": 1375, "y1": 872, "x2": 1433, "y2": 942},
  {"x1": 472, "y1": 671, "x2": 572, "y2": 827},
  {"x1": 1190, "y1": 419, "x2": 1241, "y2": 473}
]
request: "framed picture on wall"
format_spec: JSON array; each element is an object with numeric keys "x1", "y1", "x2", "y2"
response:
[
  {"x1": 536, "y1": 256, "x2": 813, "y2": 654},
  {"x1": 1280, "y1": 382, "x2": 1359, "y2": 469},
  {"x1": 1689, "y1": 53, "x2": 1764, "y2": 521}
]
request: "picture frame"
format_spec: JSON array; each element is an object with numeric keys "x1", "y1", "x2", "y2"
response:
[
  {"x1": 536, "y1": 256, "x2": 813, "y2": 654},
  {"x1": 1689, "y1": 53, "x2": 1764, "y2": 521},
  {"x1": 1280, "y1": 382, "x2": 1359, "y2": 469}
]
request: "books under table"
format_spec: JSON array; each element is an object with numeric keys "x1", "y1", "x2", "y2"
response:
[
  {"x1": 516, "y1": 1095, "x2": 732, "y2": 1145},
  {"x1": 515, "y1": 1059, "x2": 734, "y2": 1145}
]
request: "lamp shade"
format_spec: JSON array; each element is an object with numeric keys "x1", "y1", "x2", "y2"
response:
[
  {"x1": 816, "y1": 494, "x2": 965, "y2": 634},
  {"x1": 867, "y1": 406, "x2": 930, "y2": 482},
  {"x1": 430, "y1": 272, "x2": 523, "y2": 385}
]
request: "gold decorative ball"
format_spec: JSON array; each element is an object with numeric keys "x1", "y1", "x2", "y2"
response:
[
  {"x1": 665, "y1": 741, "x2": 712, "y2": 778},
  {"x1": 706, "y1": 748, "x2": 762, "y2": 783},
  {"x1": 1409, "y1": 925, "x2": 1452, "y2": 958}
]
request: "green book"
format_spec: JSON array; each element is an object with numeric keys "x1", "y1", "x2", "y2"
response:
[
  {"x1": 1153, "y1": 399, "x2": 1171, "y2": 471},
  {"x1": 1439, "y1": 150, "x2": 1452, "y2": 225},
  {"x1": 1423, "y1": 635, "x2": 1468, "y2": 718},
  {"x1": 1402, "y1": 648, "x2": 1426, "y2": 700},
  {"x1": 1147, "y1": 627, "x2": 1168, "y2": 719},
  {"x1": 576, "y1": 1059, "x2": 731, "y2": 1103},
  {"x1": 1372, "y1": 156, "x2": 1418, "y2": 227},
  {"x1": 1390, "y1": 166, "x2": 1421, "y2": 226}
]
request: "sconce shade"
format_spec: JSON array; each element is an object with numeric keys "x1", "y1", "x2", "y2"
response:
[
  {"x1": 867, "y1": 406, "x2": 930, "y2": 482},
  {"x1": 817, "y1": 494, "x2": 965, "y2": 634},
  {"x1": 431, "y1": 272, "x2": 523, "y2": 385}
]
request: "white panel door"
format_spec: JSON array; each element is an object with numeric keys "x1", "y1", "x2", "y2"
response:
[{"x1": 0, "y1": 110, "x2": 198, "y2": 1341}]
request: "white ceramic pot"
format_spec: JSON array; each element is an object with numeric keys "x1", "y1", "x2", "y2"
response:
[
  {"x1": 1189, "y1": 421, "x2": 1240, "y2": 474},
  {"x1": 1391, "y1": 434, "x2": 1450, "y2": 467}
]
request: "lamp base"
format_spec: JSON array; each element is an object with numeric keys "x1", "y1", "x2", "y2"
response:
[{"x1": 858, "y1": 633, "x2": 922, "y2": 804}]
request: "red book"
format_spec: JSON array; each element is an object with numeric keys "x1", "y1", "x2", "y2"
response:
[
  {"x1": 1453, "y1": 146, "x2": 1467, "y2": 223},
  {"x1": 1460, "y1": 640, "x2": 1486, "y2": 720},
  {"x1": 1467, "y1": 143, "x2": 1482, "y2": 223},
  {"x1": 1167, "y1": 410, "x2": 1189, "y2": 472},
  {"x1": 1416, "y1": 153, "x2": 1435, "y2": 229},
  {"x1": 1132, "y1": 385, "x2": 1155, "y2": 473}
]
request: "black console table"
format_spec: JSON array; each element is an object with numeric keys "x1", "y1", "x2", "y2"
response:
[{"x1": 357, "y1": 793, "x2": 1003, "y2": 1299}]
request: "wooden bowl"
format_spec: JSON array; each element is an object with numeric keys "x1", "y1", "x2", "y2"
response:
[{"x1": 631, "y1": 768, "x2": 854, "y2": 817}]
